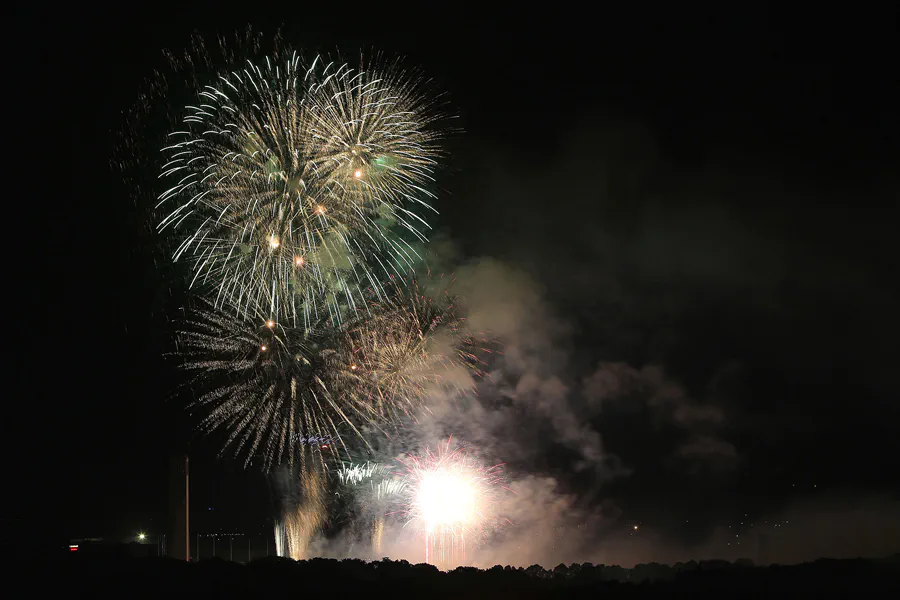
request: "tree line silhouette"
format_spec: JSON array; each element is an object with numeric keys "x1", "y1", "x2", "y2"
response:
[{"x1": 39, "y1": 551, "x2": 900, "y2": 597}]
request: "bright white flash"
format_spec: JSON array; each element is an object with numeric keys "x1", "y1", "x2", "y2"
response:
[{"x1": 416, "y1": 467, "x2": 479, "y2": 529}]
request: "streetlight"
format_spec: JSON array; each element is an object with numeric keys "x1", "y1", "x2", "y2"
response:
[{"x1": 139, "y1": 533, "x2": 146, "y2": 541}]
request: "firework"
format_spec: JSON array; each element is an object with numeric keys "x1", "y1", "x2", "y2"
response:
[
  {"x1": 274, "y1": 465, "x2": 326, "y2": 560},
  {"x1": 335, "y1": 461, "x2": 389, "y2": 487},
  {"x1": 304, "y1": 55, "x2": 442, "y2": 220},
  {"x1": 176, "y1": 302, "x2": 375, "y2": 470},
  {"x1": 369, "y1": 478, "x2": 409, "y2": 556},
  {"x1": 345, "y1": 276, "x2": 486, "y2": 421},
  {"x1": 158, "y1": 51, "x2": 442, "y2": 325},
  {"x1": 176, "y1": 274, "x2": 488, "y2": 471},
  {"x1": 398, "y1": 439, "x2": 506, "y2": 567},
  {"x1": 142, "y1": 43, "x2": 509, "y2": 563},
  {"x1": 331, "y1": 461, "x2": 406, "y2": 556}
]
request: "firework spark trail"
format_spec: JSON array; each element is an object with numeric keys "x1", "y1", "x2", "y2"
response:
[
  {"x1": 331, "y1": 460, "x2": 407, "y2": 556},
  {"x1": 335, "y1": 461, "x2": 387, "y2": 486},
  {"x1": 371, "y1": 516, "x2": 385, "y2": 556},
  {"x1": 158, "y1": 51, "x2": 442, "y2": 326},
  {"x1": 398, "y1": 438, "x2": 507, "y2": 568},
  {"x1": 369, "y1": 478, "x2": 409, "y2": 556},
  {"x1": 274, "y1": 466, "x2": 326, "y2": 560}
]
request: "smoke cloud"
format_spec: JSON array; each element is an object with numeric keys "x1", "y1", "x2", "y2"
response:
[{"x1": 285, "y1": 117, "x2": 899, "y2": 569}]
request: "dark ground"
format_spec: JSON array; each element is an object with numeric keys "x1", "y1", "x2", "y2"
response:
[{"x1": 34, "y1": 554, "x2": 900, "y2": 598}]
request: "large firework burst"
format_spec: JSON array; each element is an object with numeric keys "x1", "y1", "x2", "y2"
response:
[
  {"x1": 158, "y1": 51, "x2": 442, "y2": 326},
  {"x1": 176, "y1": 302, "x2": 372, "y2": 469}
]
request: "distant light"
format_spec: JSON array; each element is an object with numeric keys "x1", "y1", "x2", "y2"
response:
[
  {"x1": 315, "y1": 205, "x2": 326, "y2": 215},
  {"x1": 265, "y1": 319, "x2": 275, "y2": 329},
  {"x1": 138, "y1": 533, "x2": 146, "y2": 541},
  {"x1": 350, "y1": 364, "x2": 358, "y2": 371},
  {"x1": 294, "y1": 256, "x2": 305, "y2": 267},
  {"x1": 269, "y1": 235, "x2": 280, "y2": 249},
  {"x1": 69, "y1": 545, "x2": 78, "y2": 552},
  {"x1": 354, "y1": 169, "x2": 362, "y2": 179},
  {"x1": 633, "y1": 525, "x2": 639, "y2": 531},
  {"x1": 260, "y1": 345, "x2": 268, "y2": 352}
]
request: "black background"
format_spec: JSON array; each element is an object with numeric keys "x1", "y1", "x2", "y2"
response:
[{"x1": 10, "y1": 4, "x2": 899, "y2": 558}]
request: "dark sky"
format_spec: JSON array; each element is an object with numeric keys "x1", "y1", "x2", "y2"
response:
[{"x1": 12, "y1": 5, "x2": 899, "y2": 562}]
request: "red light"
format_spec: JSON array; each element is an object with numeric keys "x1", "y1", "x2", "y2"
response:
[{"x1": 69, "y1": 545, "x2": 78, "y2": 552}]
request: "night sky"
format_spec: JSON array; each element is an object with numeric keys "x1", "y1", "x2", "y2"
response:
[{"x1": 12, "y1": 5, "x2": 899, "y2": 564}]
